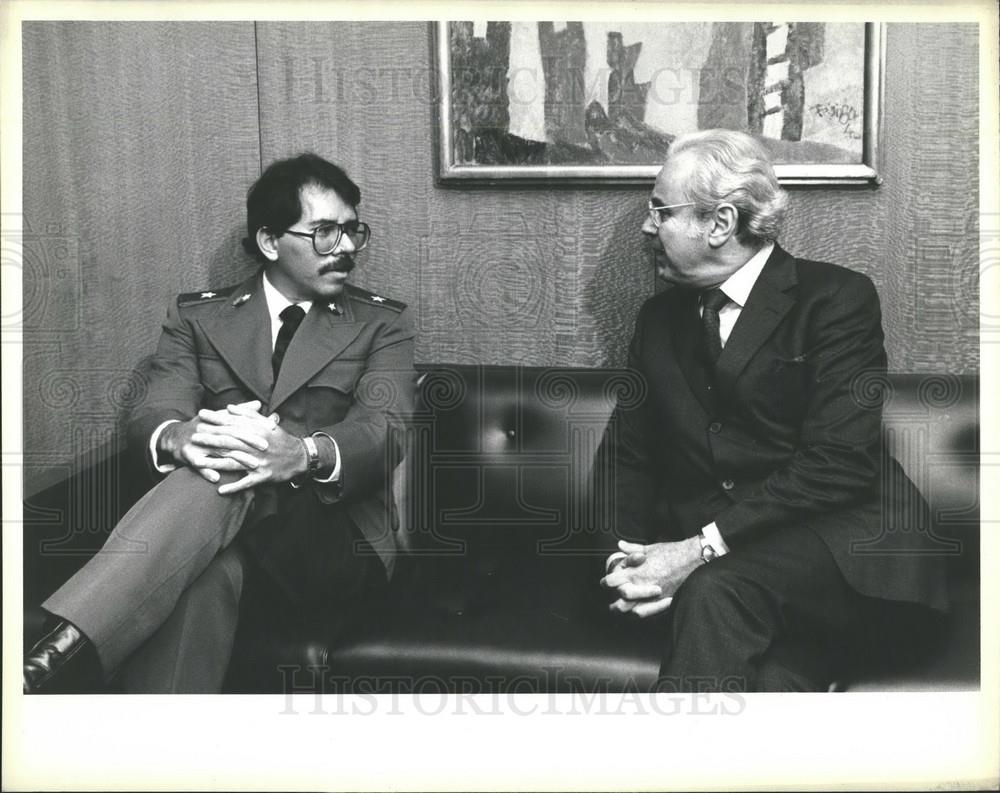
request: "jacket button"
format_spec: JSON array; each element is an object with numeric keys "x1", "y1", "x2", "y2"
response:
[
  {"x1": 506, "y1": 429, "x2": 516, "y2": 440},
  {"x1": 721, "y1": 479, "x2": 735, "y2": 491},
  {"x1": 709, "y1": 421, "x2": 722, "y2": 433}
]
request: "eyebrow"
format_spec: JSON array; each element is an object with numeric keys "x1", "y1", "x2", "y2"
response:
[{"x1": 308, "y1": 215, "x2": 357, "y2": 229}]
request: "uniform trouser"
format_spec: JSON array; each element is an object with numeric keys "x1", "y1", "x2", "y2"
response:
[
  {"x1": 117, "y1": 479, "x2": 385, "y2": 694},
  {"x1": 657, "y1": 525, "x2": 867, "y2": 692},
  {"x1": 43, "y1": 467, "x2": 255, "y2": 683},
  {"x1": 117, "y1": 542, "x2": 248, "y2": 693},
  {"x1": 43, "y1": 465, "x2": 385, "y2": 693}
]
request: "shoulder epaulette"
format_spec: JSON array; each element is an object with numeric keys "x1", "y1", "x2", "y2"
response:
[
  {"x1": 177, "y1": 285, "x2": 238, "y2": 307},
  {"x1": 345, "y1": 283, "x2": 406, "y2": 312}
]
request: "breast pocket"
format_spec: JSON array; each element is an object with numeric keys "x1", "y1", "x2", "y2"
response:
[
  {"x1": 738, "y1": 354, "x2": 810, "y2": 424},
  {"x1": 307, "y1": 359, "x2": 365, "y2": 395},
  {"x1": 199, "y1": 356, "x2": 242, "y2": 394},
  {"x1": 197, "y1": 356, "x2": 250, "y2": 408},
  {"x1": 299, "y1": 361, "x2": 362, "y2": 425},
  {"x1": 768, "y1": 353, "x2": 810, "y2": 389},
  {"x1": 770, "y1": 352, "x2": 809, "y2": 372}
]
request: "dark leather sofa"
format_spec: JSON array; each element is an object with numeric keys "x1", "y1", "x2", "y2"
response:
[{"x1": 23, "y1": 367, "x2": 980, "y2": 693}]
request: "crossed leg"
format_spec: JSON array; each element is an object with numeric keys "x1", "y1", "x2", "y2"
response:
[{"x1": 42, "y1": 466, "x2": 254, "y2": 679}]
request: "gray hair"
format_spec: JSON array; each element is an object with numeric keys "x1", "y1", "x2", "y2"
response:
[{"x1": 667, "y1": 129, "x2": 788, "y2": 243}]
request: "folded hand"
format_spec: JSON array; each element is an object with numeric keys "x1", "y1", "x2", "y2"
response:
[{"x1": 601, "y1": 536, "x2": 702, "y2": 618}]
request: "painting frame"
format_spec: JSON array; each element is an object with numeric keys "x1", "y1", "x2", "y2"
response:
[{"x1": 434, "y1": 21, "x2": 886, "y2": 187}]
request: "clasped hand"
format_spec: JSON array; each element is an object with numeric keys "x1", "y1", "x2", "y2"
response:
[
  {"x1": 162, "y1": 400, "x2": 307, "y2": 494},
  {"x1": 600, "y1": 536, "x2": 703, "y2": 618}
]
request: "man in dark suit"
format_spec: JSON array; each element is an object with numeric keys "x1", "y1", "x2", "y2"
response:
[
  {"x1": 597, "y1": 129, "x2": 947, "y2": 691},
  {"x1": 24, "y1": 153, "x2": 416, "y2": 693}
]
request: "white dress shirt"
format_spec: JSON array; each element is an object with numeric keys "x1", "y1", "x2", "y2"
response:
[
  {"x1": 607, "y1": 242, "x2": 775, "y2": 570},
  {"x1": 700, "y1": 242, "x2": 774, "y2": 347},
  {"x1": 149, "y1": 271, "x2": 341, "y2": 481}
]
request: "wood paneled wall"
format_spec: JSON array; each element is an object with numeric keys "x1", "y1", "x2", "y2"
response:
[
  {"x1": 22, "y1": 22, "x2": 262, "y2": 493},
  {"x1": 21, "y1": 22, "x2": 980, "y2": 495}
]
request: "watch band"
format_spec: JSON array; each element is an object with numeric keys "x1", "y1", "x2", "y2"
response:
[
  {"x1": 302, "y1": 435, "x2": 321, "y2": 476},
  {"x1": 290, "y1": 435, "x2": 321, "y2": 489}
]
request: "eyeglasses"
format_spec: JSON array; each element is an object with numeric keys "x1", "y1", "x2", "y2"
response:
[
  {"x1": 647, "y1": 200, "x2": 696, "y2": 228},
  {"x1": 283, "y1": 221, "x2": 371, "y2": 255}
]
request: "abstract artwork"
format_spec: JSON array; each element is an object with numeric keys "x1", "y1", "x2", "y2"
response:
[{"x1": 435, "y1": 21, "x2": 884, "y2": 185}]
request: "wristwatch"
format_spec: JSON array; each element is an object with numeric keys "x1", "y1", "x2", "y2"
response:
[
  {"x1": 699, "y1": 531, "x2": 718, "y2": 564},
  {"x1": 290, "y1": 435, "x2": 321, "y2": 489},
  {"x1": 302, "y1": 435, "x2": 321, "y2": 477}
]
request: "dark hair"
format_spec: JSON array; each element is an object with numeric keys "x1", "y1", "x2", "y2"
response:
[{"x1": 241, "y1": 153, "x2": 361, "y2": 260}]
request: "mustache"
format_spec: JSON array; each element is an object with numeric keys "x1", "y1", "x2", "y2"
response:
[{"x1": 320, "y1": 256, "x2": 355, "y2": 275}]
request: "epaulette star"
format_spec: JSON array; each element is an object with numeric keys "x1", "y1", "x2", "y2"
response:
[
  {"x1": 344, "y1": 284, "x2": 406, "y2": 312},
  {"x1": 177, "y1": 286, "x2": 236, "y2": 306},
  {"x1": 233, "y1": 293, "x2": 252, "y2": 306}
]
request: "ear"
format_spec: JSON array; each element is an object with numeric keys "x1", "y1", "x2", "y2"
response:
[
  {"x1": 706, "y1": 203, "x2": 738, "y2": 249},
  {"x1": 256, "y1": 227, "x2": 280, "y2": 262}
]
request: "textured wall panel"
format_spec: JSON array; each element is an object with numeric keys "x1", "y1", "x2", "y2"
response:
[
  {"x1": 877, "y1": 24, "x2": 980, "y2": 373},
  {"x1": 22, "y1": 22, "x2": 261, "y2": 495}
]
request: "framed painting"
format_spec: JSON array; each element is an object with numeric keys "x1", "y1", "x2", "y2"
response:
[{"x1": 435, "y1": 21, "x2": 885, "y2": 186}]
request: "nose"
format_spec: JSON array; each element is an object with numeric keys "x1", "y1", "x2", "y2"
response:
[
  {"x1": 336, "y1": 233, "x2": 357, "y2": 255},
  {"x1": 640, "y1": 214, "x2": 657, "y2": 236}
]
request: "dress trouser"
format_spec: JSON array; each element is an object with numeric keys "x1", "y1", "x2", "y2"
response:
[
  {"x1": 117, "y1": 543, "x2": 248, "y2": 693},
  {"x1": 43, "y1": 465, "x2": 386, "y2": 693},
  {"x1": 43, "y1": 467, "x2": 255, "y2": 680},
  {"x1": 658, "y1": 525, "x2": 865, "y2": 692},
  {"x1": 117, "y1": 480, "x2": 388, "y2": 694}
]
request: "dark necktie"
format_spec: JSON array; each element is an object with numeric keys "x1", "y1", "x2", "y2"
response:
[
  {"x1": 701, "y1": 287, "x2": 730, "y2": 364},
  {"x1": 272, "y1": 304, "x2": 306, "y2": 380}
]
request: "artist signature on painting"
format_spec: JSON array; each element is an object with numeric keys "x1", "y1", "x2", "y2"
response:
[{"x1": 810, "y1": 102, "x2": 863, "y2": 140}]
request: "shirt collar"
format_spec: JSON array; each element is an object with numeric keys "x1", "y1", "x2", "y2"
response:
[
  {"x1": 717, "y1": 242, "x2": 775, "y2": 309},
  {"x1": 261, "y1": 270, "x2": 312, "y2": 325}
]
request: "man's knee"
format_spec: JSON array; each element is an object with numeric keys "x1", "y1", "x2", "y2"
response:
[
  {"x1": 671, "y1": 560, "x2": 760, "y2": 621},
  {"x1": 160, "y1": 466, "x2": 245, "y2": 499}
]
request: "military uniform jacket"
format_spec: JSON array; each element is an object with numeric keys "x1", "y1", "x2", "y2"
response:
[
  {"x1": 127, "y1": 270, "x2": 417, "y2": 584},
  {"x1": 598, "y1": 244, "x2": 948, "y2": 612}
]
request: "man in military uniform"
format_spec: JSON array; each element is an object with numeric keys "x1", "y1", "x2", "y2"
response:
[{"x1": 24, "y1": 153, "x2": 416, "y2": 693}]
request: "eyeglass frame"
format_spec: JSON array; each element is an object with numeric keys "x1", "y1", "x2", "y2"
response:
[
  {"x1": 282, "y1": 221, "x2": 371, "y2": 256},
  {"x1": 647, "y1": 200, "x2": 697, "y2": 228}
]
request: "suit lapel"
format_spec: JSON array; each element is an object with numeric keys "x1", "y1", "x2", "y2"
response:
[
  {"x1": 198, "y1": 273, "x2": 273, "y2": 404},
  {"x1": 715, "y1": 244, "x2": 798, "y2": 403},
  {"x1": 665, "y1": 288, "x2": 717, "y2": 416},
  {"x1": 268, "y1": 299, "x2": 365, "y2": 411}
]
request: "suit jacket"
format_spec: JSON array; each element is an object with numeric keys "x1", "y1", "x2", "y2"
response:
[
  {"x1": 597, "y1": 244, "x2": 948, "y2": 612},
  {"x1": 127, "y1": 270, "x2": 417, "y2": 593}
]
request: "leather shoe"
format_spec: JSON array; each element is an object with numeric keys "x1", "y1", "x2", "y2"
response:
[{"x1": 23, "y1": 620, "x2": 89, "y2": 693}]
